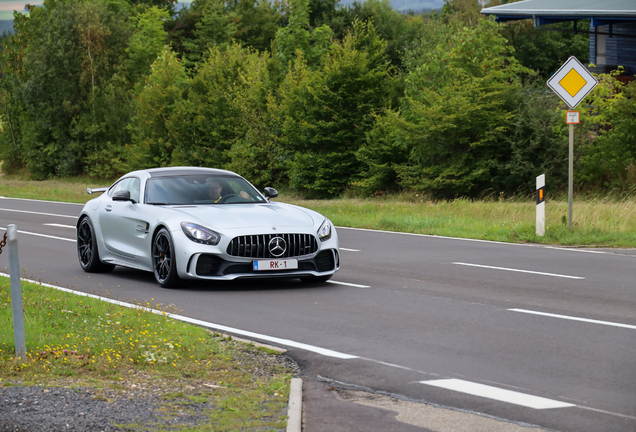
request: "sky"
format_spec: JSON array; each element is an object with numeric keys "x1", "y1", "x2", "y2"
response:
[
  {"x1": 0, "y1": 1, "x2": 43, "y2": 20},
  {"x1": 0, "y1": 0, "x2": 442, "y2": 21}
]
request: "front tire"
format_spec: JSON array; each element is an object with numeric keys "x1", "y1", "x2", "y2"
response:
[
  {"x1": 77, "y1": 217, "x2": 115, "y2": 273},
  {"x1": 152, "y1": 228, "x2": 181, "y2": 288}
]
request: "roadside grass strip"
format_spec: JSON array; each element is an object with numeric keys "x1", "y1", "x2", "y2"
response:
[
  {"x1": 0, "y1": 276, "x2": 293, "y2": 430},
  {"x1": 2, "y1": 186, "x2": 636, "y2": 248}
]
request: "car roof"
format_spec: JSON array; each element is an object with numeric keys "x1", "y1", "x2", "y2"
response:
[{"x1": 145, "y1": 167, "x2": 240, "y2": 178}]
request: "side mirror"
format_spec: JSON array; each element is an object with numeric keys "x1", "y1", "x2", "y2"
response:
[
  {"x1": 264, "y1": 187, "x2": 278, "y2": 199},
  {"x1": 112, "y1": 190, "x2": 134, "y2": 203}
]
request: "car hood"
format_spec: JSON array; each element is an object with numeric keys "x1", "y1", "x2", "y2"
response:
[{"x1": 164, "y1": 202, "x2": 317, "y2": 230}]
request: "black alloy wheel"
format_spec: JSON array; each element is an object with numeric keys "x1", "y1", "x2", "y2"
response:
[
  {"x1": 77, "y1": 217, "x2": 114, "y2": 273},
  {"x1": 152, "y1": 228, "x2": 180, "y2": 288}
]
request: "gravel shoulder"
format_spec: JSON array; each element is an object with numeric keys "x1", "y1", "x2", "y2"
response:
[{"x1": 0, "y1": 338, "x2": 299, "y2": 432}]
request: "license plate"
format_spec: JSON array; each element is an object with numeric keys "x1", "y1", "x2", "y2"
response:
[{"x1": 253, "y1": 259, "x2": 298, "y2": 271}]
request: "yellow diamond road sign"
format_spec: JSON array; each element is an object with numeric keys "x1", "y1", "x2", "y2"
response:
[{"x1": 547, "y1": 56, "x2": 598, "y2": 109}]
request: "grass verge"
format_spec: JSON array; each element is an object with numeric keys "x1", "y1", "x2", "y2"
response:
[
  {"x1": 0, "y1": 276, "x2": 293, "y2": 431},
  {"x1": 1, "y1": 177, "x2": 635, "y2": 247},
  {"x1": 283, "y1": 195, "x2": 636, "y2": 248}
]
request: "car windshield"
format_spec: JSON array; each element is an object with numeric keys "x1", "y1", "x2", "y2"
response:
[{"x1": 145, "y1": 175, "x2": 266, "y2": 205}]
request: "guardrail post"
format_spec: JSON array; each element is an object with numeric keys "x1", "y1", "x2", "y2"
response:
[{"x1": 8, "y1": 225, "x2": 26, "y2": 361}]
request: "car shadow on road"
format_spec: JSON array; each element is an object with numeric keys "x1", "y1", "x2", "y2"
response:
[{"x1": 107, "y1": 266, "x2": 336, "y2": 293}]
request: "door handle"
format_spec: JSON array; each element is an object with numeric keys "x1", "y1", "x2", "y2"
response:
[{"x1": 105, "y1": 205, "x2": 112, "y2": 212}]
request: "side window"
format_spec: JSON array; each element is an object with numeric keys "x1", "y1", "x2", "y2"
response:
[
  {"x1": 128, "y1": 178, "x2": 140, "y2": 203},
  {"x1": 108, "y1": 177, "x2": 140, "y2": 203}
]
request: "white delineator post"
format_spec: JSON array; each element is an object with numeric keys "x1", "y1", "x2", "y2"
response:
[{"x1": 536, "y1": 174, "x2": 545, "y2": 236}]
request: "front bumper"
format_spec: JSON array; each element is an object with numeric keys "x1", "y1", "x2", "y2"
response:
[{"x1": 182, "y1": 248, "x2": 340, "y2": 280}]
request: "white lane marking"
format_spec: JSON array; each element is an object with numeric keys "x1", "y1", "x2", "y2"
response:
[
  {"x1": 44, "y1": 223, "x2": 76, "y2": 229},
  {"x1": 327, "y1": 280, "x2": 371, "y2": 288},
  {"x1": 339, "y1": 248, "x2": 361, "y2": 252},
  {"x1": 420, "y1": 379, "x2": 575, "y2": 409},
  {"x1": 0, "y1": 273, "x2": 358, "y2": 360},
  {"x1": 577, "y1": 404, "x2": 636, "y2": 421},
  {"x1": 452, "y1": 262, "x2": 585, "y2": 280},
  {"x1": 0, "y1": 226, "x2": 76, "y2": 242},
  {"x1": 0, "y1": 196, "x2": 85, "y2": 205},
  {"x1": 545, "y1": 246, "x2": 606, "y2": 254},
  {"x1": 4, "y1": 273, "x2": 633, "y2": 420},
  {"x1": 337, "y1": 227, "x2": 618, "y2": 257},
  {"x1": 509, "y1": 308, "x2": 636, "y2": 330},
  {"x1": 0, "y1": 207, "x2": 77, "y2": 219},
  {"x1": 339, "y1": 226, "x2": 512, "y2": 245}
]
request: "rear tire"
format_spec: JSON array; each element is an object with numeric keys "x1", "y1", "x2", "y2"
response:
[
  {"x1": 300, "y1": 275, "x2": 333, "y2": 283},
  {"x1": 77, "y1": 217, "x2": 115, "y2": 273},
  {"x1": 152, "y1": 228, "x2": 181, "y2": 288}
]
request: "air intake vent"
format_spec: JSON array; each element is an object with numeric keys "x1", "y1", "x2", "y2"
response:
[{"x1": 227, "y1": 234, "x2": 318, "y2": 258}]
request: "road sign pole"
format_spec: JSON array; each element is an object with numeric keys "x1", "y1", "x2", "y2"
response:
[
  {"x1": 568, "y1": 124, "x2": 574, "y2": 230},
  {"x1": 546, "y1": 56, "x2": 597, "y2": 230}
]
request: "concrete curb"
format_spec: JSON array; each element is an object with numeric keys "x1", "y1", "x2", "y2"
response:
[{"x1": 286, "y1": 378, "x2": 303, "y2": 432}]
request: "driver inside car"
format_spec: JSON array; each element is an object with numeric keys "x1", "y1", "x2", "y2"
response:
[
  {"x1": 208, "y1": 180, "x2": 251, "y2": 202},
  {"x1": 208, "y1": 181, "x2": 224, "y2": 203}
]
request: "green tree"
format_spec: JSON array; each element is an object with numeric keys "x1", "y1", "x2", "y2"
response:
[
  {"x1": 354, "y1": 109, "x2": 410, "y2": 194},
  {"x1": 230, "y1": 0, "x2": 281, "y2": 52},
  {"x1": 340, "y1": 0, "x2": 425, "y2": 70},
  {"x1": 168, "y1": 44, "x2": 252, "y2": 169},
  {"x1": 168, "y1": 0, "x2": 239, "y2": 71},
  {"x1": 128, "y1": 46, "x2": 189, "y2": 169},
  {"x1": 0, "y1": 12, "x2": 30, "y2": 174},
  {"x1": 500, "y1": 87, "x2": 568, "y2": 194},
  {"x1": 125, "y1": 6, "x2": 170, "y2": 83},
  {"x1": 500, "y1": 20, "x2": 589, "y2": 79},
  {"x1": 225, "y1": 48, "x2": 286, "y2": 187},
  {"x1": 398, "y1": 18, "x2": 531, "y2": 197},
  {"x1": 577, "y1": 77, "x2": 636, "y2": 190},
  {"x1": 278, "y1": 20, "x2": 394, "y2": 196},
  {"x1": 0, "y1": 0, "x2": 137, "y2": 179},
  {"x1": 273, "y1": 0, "x2": 332, "y2": 67}
]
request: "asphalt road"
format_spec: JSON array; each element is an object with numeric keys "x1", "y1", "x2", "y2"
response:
[{"x1": 1, "y1": 196, "x2": 635, "y2": 432}]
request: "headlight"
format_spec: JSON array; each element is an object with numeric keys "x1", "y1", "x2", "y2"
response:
[
  {"x1": 317, "y1": 218, "x2": 332, "y2": 242},
  {"x1": 181, "y1": 222, "x2": 220, "y2": 245}
]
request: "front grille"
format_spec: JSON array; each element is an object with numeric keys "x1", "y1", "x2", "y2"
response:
[{"x1": 226, "y1": 234, "x2": 318, "y2": 258}]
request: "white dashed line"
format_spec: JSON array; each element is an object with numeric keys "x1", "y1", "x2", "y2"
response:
[
  {"x1": 0, "y1": 226, "x2": 76, "y2": 242},
  {"x1": 452, "y1": 262, "x2": 585, "y2": 280},
  {"x1": 0, "y1": 196, "x2": 84, "y2": 205},
  {"x1": 326, "y1": 280, "x2": 371, "y2": 288},
  {"x1": 509, "y1": 309, "x2": 636, "y2": 330},
  {"x1": 339, "y1": 248, "x2": 361, "y2": 252},
  {"x1": 0, "y1": 207, "x2": 77, "y2": 219},
  {"x1": 420, "y1": 379, "x2": 575, "y2": 409},
  {"x1": 44, "y1": 223, "x2": 76, "y2": 229},
  {"x1": 545, "y1": 246, "x2": 606, "y2": 254}
]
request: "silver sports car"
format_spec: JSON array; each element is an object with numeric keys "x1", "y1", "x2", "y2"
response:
[{"x1": 76, "y1": 167, "x2": 339, "y2": 287}]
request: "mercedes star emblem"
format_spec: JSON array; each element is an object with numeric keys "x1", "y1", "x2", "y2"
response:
[{"x1": 268, "y1": 236, "x2": 287, "y2": 257}]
